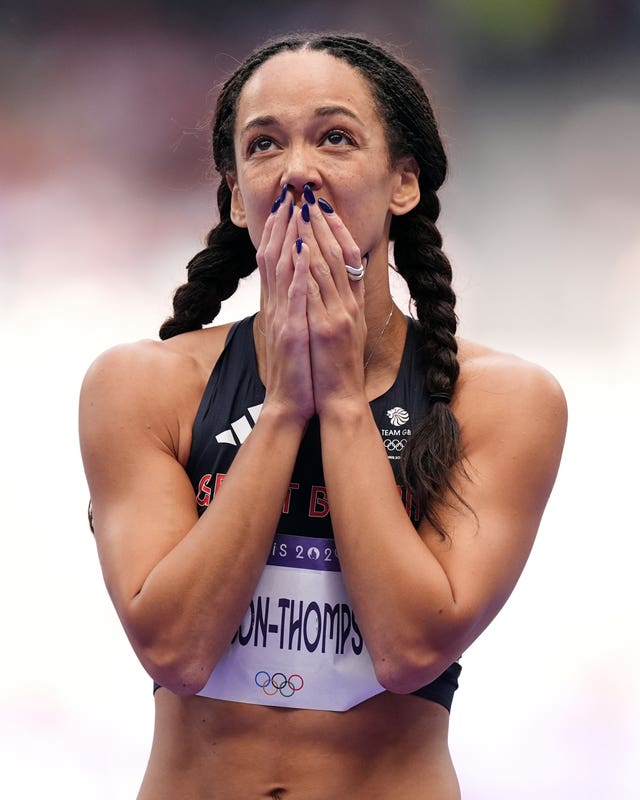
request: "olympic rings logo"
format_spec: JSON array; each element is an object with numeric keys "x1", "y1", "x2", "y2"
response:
[
  {"x1": 255, "y1": 671, "x2": 304, "y2": 698},
  {"x1": 384, "y1": 438, "x2": 407, "y2": 452}
]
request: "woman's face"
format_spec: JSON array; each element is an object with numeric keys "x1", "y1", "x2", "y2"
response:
[{"x1": 227, "y1": 49, "x2": 418, "y2": 260}]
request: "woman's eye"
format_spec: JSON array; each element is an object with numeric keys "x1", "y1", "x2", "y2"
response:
[
  {"x1": 248, "y1": 136, "x2": 275, "y2": 154},
  {"x1": 323, "y1": 130, "x2": 355, "y2": 146}
]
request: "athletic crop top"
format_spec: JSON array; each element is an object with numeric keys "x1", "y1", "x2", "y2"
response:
[{"x1": 176, "y1": 314, "x2": 461, "y2": 712}]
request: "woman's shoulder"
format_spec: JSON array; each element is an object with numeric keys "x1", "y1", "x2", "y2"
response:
[
  {"x1": 456, "y1": 337, "x2": 565, "y2": 393},
  {"x1": 79, "y1": 322, "x2": 239, "y2": 466},
  {"x1": 82, "y1": 322, "x2": 236, "y2": 397},
  {"x1": 80, "y1": 323, "x2": 235, "y2": 430},
  {"x1": 454, "y1": 338, "x2": 567, "y2": 451}
]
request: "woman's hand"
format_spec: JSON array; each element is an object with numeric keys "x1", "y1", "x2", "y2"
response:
[
  {"x1": 296, "y1": 189, "x2": 368, "y2": 417},
  {"x1": 256, "y1": 189, "x2": 315, "y2": 425}
]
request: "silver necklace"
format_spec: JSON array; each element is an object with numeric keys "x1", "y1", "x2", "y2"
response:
[
  {"x1": 364, "y1": 302, "x2": 394, "y2": 370},
  {"x1": 256, "y1": 302, "x2": 394, "y2": 371}
]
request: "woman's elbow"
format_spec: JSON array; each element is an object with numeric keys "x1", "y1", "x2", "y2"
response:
[
  {"x1": 373, "y1": 649, "x2": 450, "y2": 695},
  {"x1": 123, "y1": 616, "x2": 213, "y2": 696},
  {"x1": 371, "y1": 619, "x2": 470, "y2": 694},
  {"x1": 136, "y1": 645, "x2": 212, "y2": 696}
]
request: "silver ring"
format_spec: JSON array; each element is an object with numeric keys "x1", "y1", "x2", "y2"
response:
[{"x1": 345, "y1": 264, "x2": 365, "y2": 281}]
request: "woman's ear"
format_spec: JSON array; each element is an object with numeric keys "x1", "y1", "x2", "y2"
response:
[
  {"x1": 389, "y1": 157, "x2": 421, "y2": 216},
  {"x1": 226, "y1": 175, "x2": 248, "y2": 228}
]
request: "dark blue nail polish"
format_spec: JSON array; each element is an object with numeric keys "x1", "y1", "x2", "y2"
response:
[
  {"x1": 303, "y1": 183, "x2": 316, "y2": 204},
  {"x1": 289, "y1": 199, "x2": 294, "y2": 219},
  {"x1": 301, "y1": 203, "x2": 310, "y2": 223},
  {"x1": 318, "y1": 197, "x2": 334, "y2": 214},
  {"x1": 279, "y1": 184, "x2": 288, "y2": 203},
  {"x1": 296, "y1": 237, "x2": 303, "y2": 254},
  {"x1": 271, "y1": 198, "x2": 281, "y2": 214}
]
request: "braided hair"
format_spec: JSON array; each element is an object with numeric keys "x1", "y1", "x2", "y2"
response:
[{"x1": 160, "y1": 33, "x2": 464, "y2": 536}]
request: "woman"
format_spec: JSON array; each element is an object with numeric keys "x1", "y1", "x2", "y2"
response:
[{"x1": 79, "y1": 33, "x2": 567, "y2": 799}]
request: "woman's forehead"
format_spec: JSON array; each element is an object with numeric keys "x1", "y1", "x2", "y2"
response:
[{"x1": 236, "y1": 49, "x2": 376, "y2": 124}]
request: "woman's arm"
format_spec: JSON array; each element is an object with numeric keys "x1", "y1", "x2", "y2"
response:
[
  {"x1": 80, "y1": 199, "x2": 313, "y2": 695},
  {"x1": 299, "y1": 198, "x2": 567, "y2": 693},
  {"x1": 319, "y1": 349, "x2": 567, "y2": 692},
  {"x1": 79, "y1": 339, "x2": 307, "y2": 695}
]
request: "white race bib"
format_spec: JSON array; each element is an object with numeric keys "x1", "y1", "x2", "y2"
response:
[{"x1": 197, "y1": 532, "x2": 384, "y2": 711}]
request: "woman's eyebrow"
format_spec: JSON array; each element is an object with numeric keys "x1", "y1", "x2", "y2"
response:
[
  {"x1": 241, "y1": 106, "x2": 364, "y2": 137},
  {"x1": 314, "y1": 105, "x2": 363, "y2": 124},
  {"x1": 241, "y1": 115, "x2": 278, "y2": 136}
]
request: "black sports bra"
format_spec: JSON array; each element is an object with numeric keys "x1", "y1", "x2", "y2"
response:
[{"x1": 156, "y1": 315, "x2": 461, "y2": 710}]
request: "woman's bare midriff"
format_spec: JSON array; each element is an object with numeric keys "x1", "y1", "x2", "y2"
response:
[{"x1": 138, "y1": 690, "x2": 460, "y2": 800}]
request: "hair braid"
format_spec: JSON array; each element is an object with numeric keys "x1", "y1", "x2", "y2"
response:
[
  {"x1": 159, "y1": 173, "x2": 256, "y2": 340},
  {"x1": 393, "y1": 194, "x2": 464, "y2": 537}
]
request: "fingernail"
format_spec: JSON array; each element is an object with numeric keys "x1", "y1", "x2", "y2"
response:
[
  {"x1": 279, "y1": 183, "x2": 288, "y2": 203},
  {"x1": 318, "y1": 197, "x2": 334, "y2": 214},
  {"x1": 271, "y1": 198, "x2": 281, "y2": 214},
  {"x1": 301, "y1": 203, "x2": 310, "y2": 223},
  {"x1": 362, "y1": 252, "x2": 369, "y2": 267},
  {"x1": 296, "y1": 237, "x2": 303, "y2": 254},
  {"x1": 289, "y1": 199, "x2": 294, "y2": 219},
  {"x1": 303, "y1": 183, "x2": 316, "y2": 205}
]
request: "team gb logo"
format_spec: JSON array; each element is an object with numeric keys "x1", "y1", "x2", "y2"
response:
[{"x1": 386, "y1": 407, "x2": 409, "y2": 426}]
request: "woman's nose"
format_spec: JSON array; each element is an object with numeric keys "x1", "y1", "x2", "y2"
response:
[{"x1": 281, "y1": 148, "x2": 321, "y2": 198}]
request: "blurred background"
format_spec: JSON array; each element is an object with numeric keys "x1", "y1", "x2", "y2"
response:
[{"x1": 2, "y1": 0, "x2": 639, "y2": 797}]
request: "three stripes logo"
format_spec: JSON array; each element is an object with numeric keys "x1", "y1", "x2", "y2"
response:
[{"x1": 215, "y1": 403, "x2": 264, "y2": 446}]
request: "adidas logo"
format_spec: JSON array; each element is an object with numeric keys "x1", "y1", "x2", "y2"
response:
[{"x1": 215, "y1": 404, "x2": 263, "y2": 446}]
